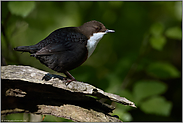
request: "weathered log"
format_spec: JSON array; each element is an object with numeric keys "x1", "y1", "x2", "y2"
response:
[{"x1": 1, "y1": 65, "x2": 136, "y2": 122}]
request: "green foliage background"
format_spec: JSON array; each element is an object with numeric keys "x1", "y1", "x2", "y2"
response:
[{"x1": 1, "y1": 1, "x2": 182, "y2": 122}]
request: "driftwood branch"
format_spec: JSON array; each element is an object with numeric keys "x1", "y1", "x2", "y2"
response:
[{"x1": 1, "y1": 65, "x2": 136, "y2": 122}]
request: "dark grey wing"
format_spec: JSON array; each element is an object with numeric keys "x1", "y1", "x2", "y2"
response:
[
  {"x1": 34, "y1": 43, "x2": 67, "y2": 56},
  {"x1": 33, "y1": 27, "x2": 88, "y2": 56}
]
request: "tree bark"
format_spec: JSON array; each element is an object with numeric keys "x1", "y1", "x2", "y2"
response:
[{"x1": 1, "y1": 65, "x2": 136, "y2": 122}]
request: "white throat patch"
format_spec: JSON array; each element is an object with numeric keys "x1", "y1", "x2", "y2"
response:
[{"x1": 87, "y1": 32, "x2": 106, "y2": 58}]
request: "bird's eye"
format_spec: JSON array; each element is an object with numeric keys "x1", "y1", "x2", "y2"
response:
[{"x1": 94, "y1": 26, "x2": 100, "y2": 31}]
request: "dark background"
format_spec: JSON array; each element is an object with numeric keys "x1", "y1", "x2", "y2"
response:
[{"x1": 1, "y1": 1, "x2": 182, "y2": 122}]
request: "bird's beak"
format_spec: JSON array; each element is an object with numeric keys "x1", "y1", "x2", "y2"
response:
[{"x1": 105, "y1": 29, "x2": 115, "y2": 33}]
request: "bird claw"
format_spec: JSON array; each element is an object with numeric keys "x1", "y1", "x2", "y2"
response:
[{"x1": 63, "y1": 77, "x2": 76, "y2": 86}]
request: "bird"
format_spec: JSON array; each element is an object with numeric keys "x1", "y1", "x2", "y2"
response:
[{"x1": 14, "y1": 20, "x2": 115, "y2": 85}]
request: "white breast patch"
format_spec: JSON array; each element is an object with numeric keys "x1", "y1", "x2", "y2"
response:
[{"x1": 86, "y1": 32, "x2": 106, "y2": 58}]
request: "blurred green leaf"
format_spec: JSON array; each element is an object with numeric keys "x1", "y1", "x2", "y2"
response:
[
  {"x1": 3, "y1": 113, "x2": 25, "y2": 122},
  {"x1": 174, "y1": 2, "x2": 182, "y2": 21},
  {"x1": 150, "y1": 23, "x2": 164, "y2": 37},
  {"x1": 106, "y1": 74, "x2": 122, "y2": 93},
  {"x1": 147, "y1": 62, "x2": 180, "y2": 79},
  {"x1": 165, "y1": 26, "x2": 182, "y2": 40},
  {"x1": 140, "y1": 96, "x2": 172, "y2": 116},
  {"x1": 133, "y1": 80, "x2": 167, "y2": 102},
  {"x1": 8, "y1": 1, "x2": 35, "y2": 17},
  {"x1": 43, "y1": 115, "x2": 73, "y2": 122},
  {"x1": 119, "y1": 90, "x2": 134, "y2": 103},
  {"x1": 150, "y1": 36, "x2": 166, "y2": 51},
  {"x1": 11, "y1": 21, "x2": 29, "y2": 38},
  {"x1": 113, "y1": 108, "x2": 132, "y2": 122}
]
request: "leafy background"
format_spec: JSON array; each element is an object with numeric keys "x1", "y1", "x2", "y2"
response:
[{"x1": 1, "y1": 1, "x2": 182, "y2": 122}]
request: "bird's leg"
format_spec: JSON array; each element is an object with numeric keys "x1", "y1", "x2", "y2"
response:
[{"x1": 63, "y1": 71, "x2": 76, "y2": 86}]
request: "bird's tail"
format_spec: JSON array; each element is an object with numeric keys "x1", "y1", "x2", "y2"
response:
[
  {"x1": 14, "y1": 46, "x2": 30, "y2": 52},
  {"x1": 14, "y1": 45, "x2": 38, "y2": 54}
]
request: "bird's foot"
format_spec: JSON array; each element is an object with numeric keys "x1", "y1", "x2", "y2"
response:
[
  {"x1": 63, "y1": 77, "x2": 76, "y2": 86},
  {"x1": 63, "y1": 71, "x2": 76, "y2": 86}
]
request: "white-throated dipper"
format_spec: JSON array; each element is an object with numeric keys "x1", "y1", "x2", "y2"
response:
[{"x1": 14, "y1": 20, "x2": 115, "y2": 85}]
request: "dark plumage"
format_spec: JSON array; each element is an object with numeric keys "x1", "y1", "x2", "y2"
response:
[{"x1": 14, "y1": 20, "x2": 114, "y2": 84}]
